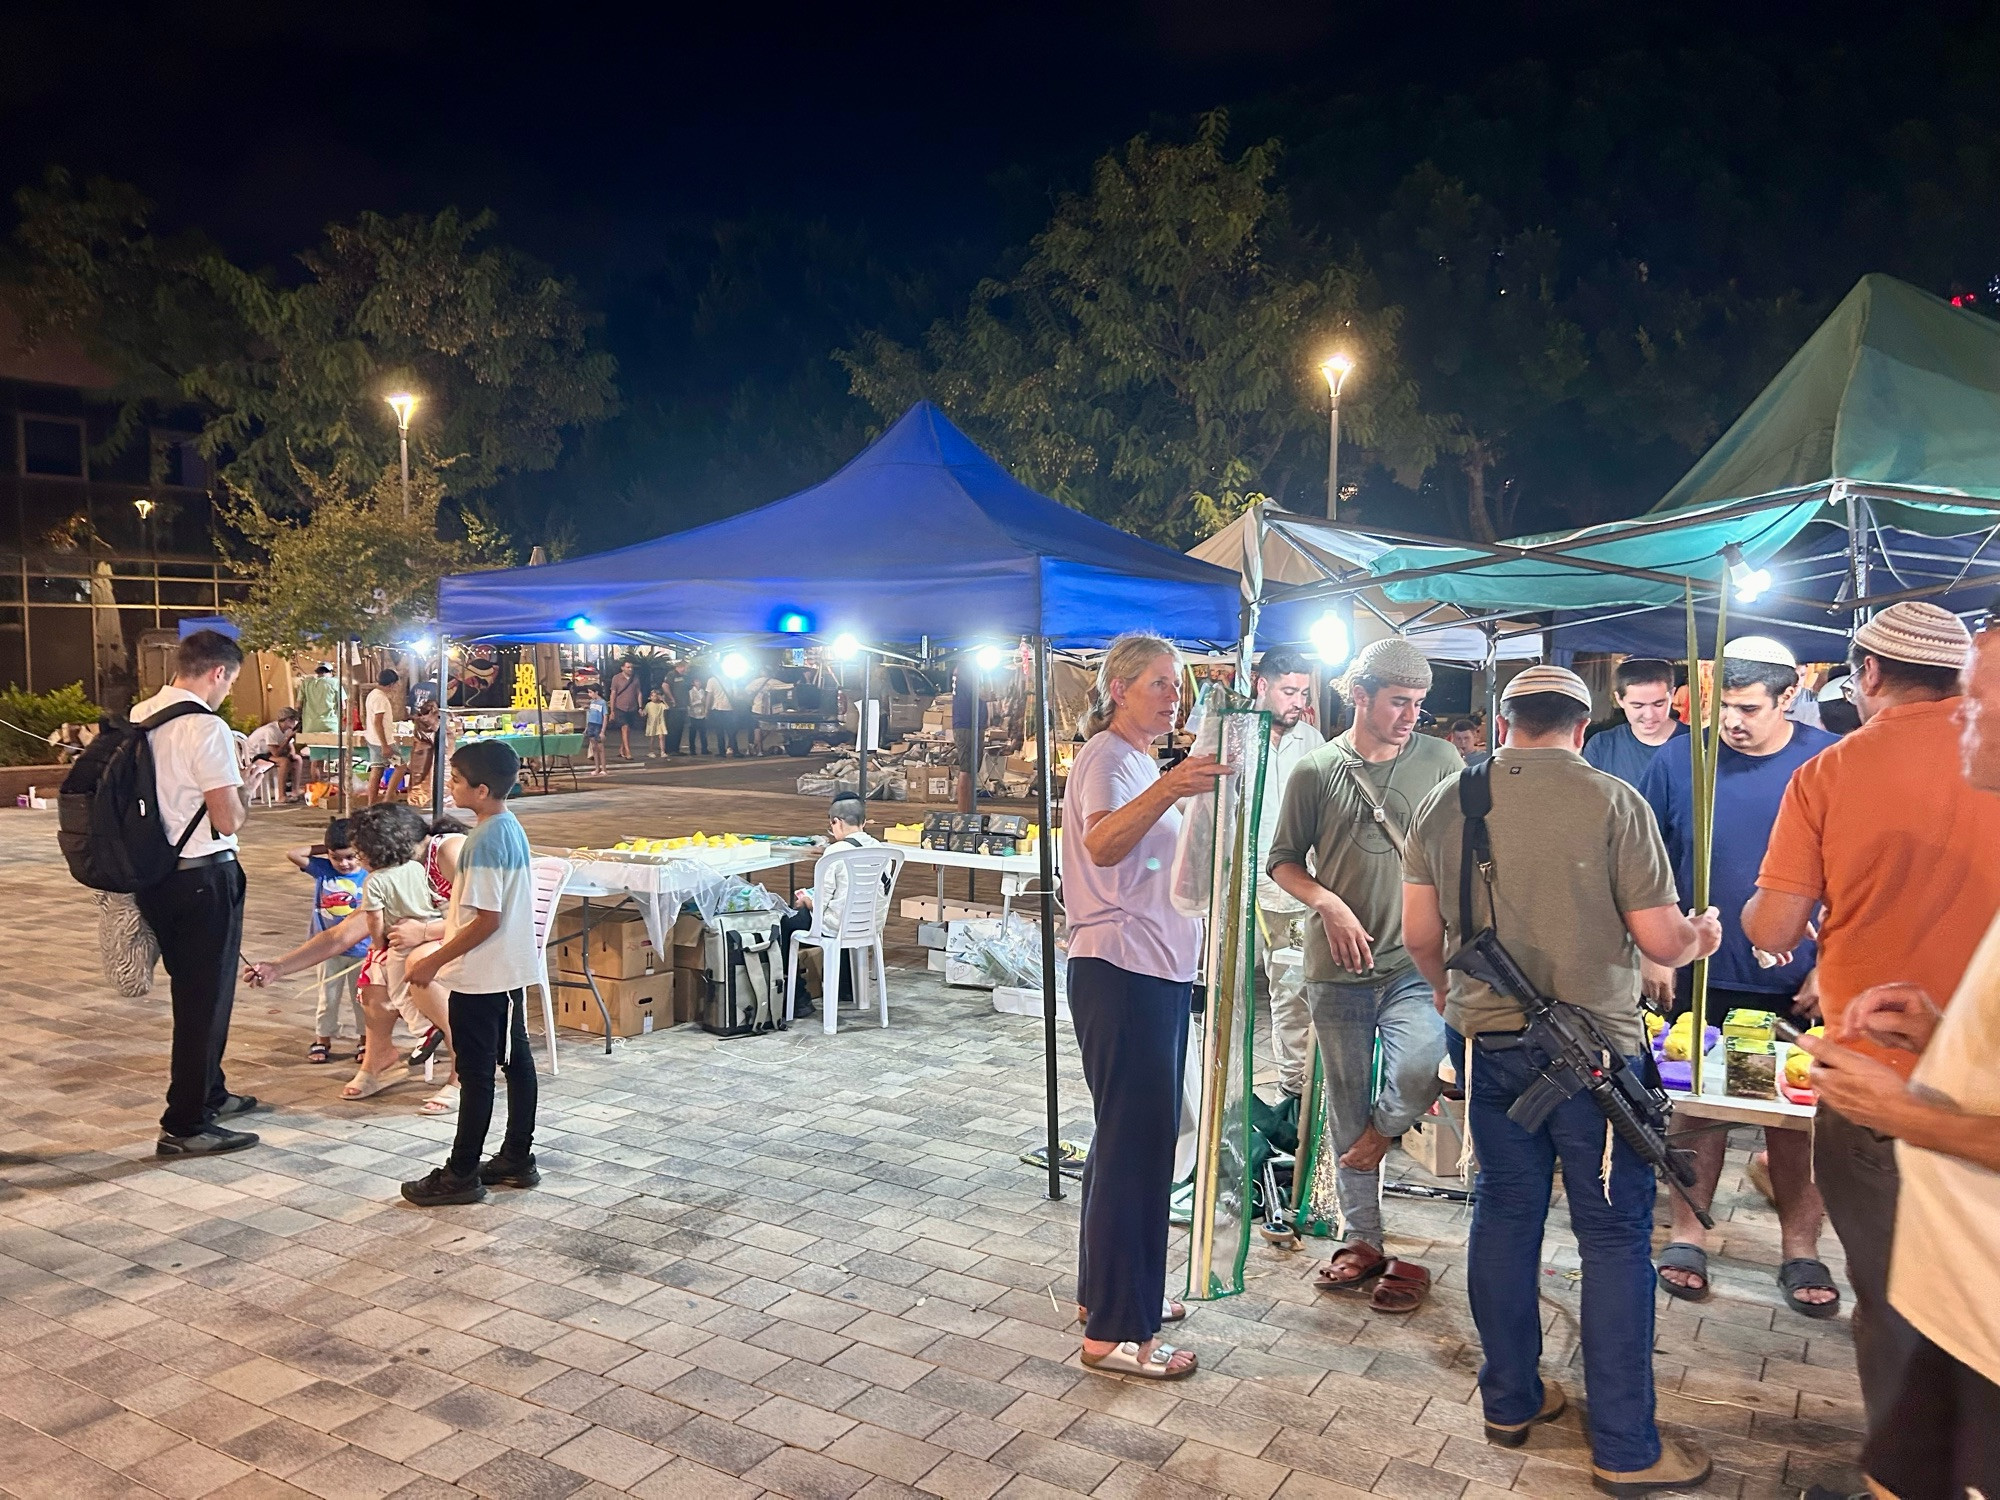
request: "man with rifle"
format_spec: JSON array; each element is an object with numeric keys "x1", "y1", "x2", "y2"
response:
[{"x1": 1401, "y1": 665, "x2": 1722, "y2": 1497}]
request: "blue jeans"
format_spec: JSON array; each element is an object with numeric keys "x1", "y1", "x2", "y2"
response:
[
  {"x1": 1306, "y1": 968, "x2": 1444, "y2": 1246},
  {"x1": 1449, "y1": 1027, "x2": 1661, "y2": 1474}
]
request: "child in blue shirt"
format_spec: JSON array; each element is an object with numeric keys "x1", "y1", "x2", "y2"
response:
[
  {"x1": 583, "y1": 685, "x2": 609, "y2": 776},
  {"x1": 285, "y1": 818, "x2": 369, "y2": 1063}
]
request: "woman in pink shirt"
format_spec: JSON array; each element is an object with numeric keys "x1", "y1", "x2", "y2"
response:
[{"x1": 1061, "y1": 634, "x2": 1228, "y2": 1381}]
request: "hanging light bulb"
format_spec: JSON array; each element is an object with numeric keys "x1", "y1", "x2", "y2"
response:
[
  {"x1": 829, "y1": 633, "x2": 860, "y2": 661},
  {"x1": 1722, "y1": 543, "x2": 1772, "y2": 604},
  {"x1": 973, "y1": 644, "x2": 1005, "y2": 671},
  {"x1": 1310, "y1": 611, "x2": 1351, "y2": 667}
]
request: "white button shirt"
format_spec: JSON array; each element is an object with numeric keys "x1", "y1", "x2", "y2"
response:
[
  {"x1": 1256, "y1": 716, "x2": 1326, "y2": 912},
  {"x1": 129, "y1": 686, "x2": 242, "y2": 859}
]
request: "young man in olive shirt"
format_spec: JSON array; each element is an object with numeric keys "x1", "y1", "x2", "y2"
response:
[
  {"x1": 1266, "y1": 636, "x2": 1461, "y2": 1307},
  {"x1": 1402, "y1": 665, "x2": 1720, "y2": 1495}
]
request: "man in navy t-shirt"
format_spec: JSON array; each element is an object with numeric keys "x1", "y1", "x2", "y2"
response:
[
  {"x1": 1583, "y1": 657, "x2": 1689, "y2": 785},
  {"x1": 1639, "y1": 636, "x2": 1840, "y2": 1318}
]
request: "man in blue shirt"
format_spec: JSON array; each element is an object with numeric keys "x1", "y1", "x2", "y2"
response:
[
  {"x1": 1584, "y1": 658, "x2": 1688, "y2": 786},
  {"x1": 1639, "y1": 636, "x2": 1840, "y2": 1319}
]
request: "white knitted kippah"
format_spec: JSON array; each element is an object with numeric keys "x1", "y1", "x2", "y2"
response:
[
  {"x1": 1349, "y1": 636, "x2": 1434, "y2": 689},
  {"x1": 1852, "y1": 601, "x2": 1972, "y2": 669},
  {"x1": 1501, "y1": 663, "x2": 1593, "y2": 708},
  {"x1": 1723, "y1": 635, "x2": 1797, "y2": 666}
]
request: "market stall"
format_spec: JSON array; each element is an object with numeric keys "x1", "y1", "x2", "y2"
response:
[{"x1": 442, "y1": 400, "x2": 1283, "y2": 1198}]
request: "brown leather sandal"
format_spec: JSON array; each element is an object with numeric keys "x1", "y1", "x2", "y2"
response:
[
  {"x1": 1313, "y1": 1243, "x2": 1388, "y2": 1292},
  {"x1": 1369, "y1": 1258, "x2": 1432, "y2": 1314}
]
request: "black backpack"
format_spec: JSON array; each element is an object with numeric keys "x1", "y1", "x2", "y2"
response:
[{"x1": 57, "y1": 702, "x2": 216, "y2": 892}]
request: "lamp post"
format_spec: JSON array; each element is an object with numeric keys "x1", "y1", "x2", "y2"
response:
[
  {"x1": 386, "y1": 393, "x2": 418, "y2": 519},
  {"x1": 133, "y1": 495, "x2": 155, "y2": 555},
  {"x1": 1319, "y1": 353, "x2": 1355, "y2": 521}
]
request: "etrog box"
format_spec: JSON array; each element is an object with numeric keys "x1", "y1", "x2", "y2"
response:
[
  {"x1": 557, "y1": 971, "x2": 673, "y2": 1037},
  {"x1": 553, "y1": 908, "x2": 658, "y2": 979}
]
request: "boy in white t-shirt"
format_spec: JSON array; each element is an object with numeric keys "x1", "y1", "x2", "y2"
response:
[{"x1": 401, "y1": 741, "x2": 542, "y2": 1205}]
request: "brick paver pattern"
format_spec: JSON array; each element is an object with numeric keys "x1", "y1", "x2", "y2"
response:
[{"x1": 0, "y1": 776, "x2": 1865, "y2": 1498}]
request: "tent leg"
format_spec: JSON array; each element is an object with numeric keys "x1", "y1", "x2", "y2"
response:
[
  {"x1": 432, "y1": 634, "x2": 449, "y2": 822},
  {"x1": 1034, "y1": 635, "x2": 1063, "y2": 1202},
  {"x1": 1483, "y1": 625, "x2": 1500, "y2": 746}
]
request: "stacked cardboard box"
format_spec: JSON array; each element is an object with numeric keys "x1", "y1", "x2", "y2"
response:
[
  {"x1": 551, "y1": 907, "x2": 694, "y2": 1036},
  {"x1": 669, "y1": 912, "x2": 708, "y2": 1025}
]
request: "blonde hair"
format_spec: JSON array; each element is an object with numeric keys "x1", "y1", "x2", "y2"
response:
[{"x1": 1079, "y1": 634, "x2": 1178, "y2": 738}]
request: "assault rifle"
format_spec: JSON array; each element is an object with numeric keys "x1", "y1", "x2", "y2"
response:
[
  {"x1": 1447, "y1": 928, "x2": 1711, "y2": 1228},
  {"x1": 1450, "y1": 758, "x2": 1712, "y2": 1229}
]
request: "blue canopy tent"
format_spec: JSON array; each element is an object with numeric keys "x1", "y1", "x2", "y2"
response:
[
  {"x1": 440, "y1": 401, "x2": 1289, "y2": 1201},
  {"x1": 441, "y1": 401, "x2": 1266, "y2": 648}
]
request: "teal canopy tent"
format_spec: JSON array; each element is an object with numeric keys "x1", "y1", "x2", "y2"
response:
[{"x1": 1260, "y1": 274, "x2": 2000, "y2": 638}]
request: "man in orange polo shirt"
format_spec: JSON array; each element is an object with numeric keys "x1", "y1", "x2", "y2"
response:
[{"x1": 1745, "y1": 600, "x2": 2000, "y2": 1440}]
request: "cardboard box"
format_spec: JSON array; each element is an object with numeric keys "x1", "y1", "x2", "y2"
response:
[
  {"x1": 557, "y1": 971, "x2": 674, "y2": 1037},
  {"x1": 554, "y1": 908, "x2": 659, "y2": 979},
  {"x1": 993, "y1": 984, "x2": 1068, "y2": 1022},
  {"x1": 671, "y1": 968, "x2": 706, "y2": 1025},
  {"x1": 1404, "y1": 1097, "x2": 1474, "y2": 1177},
  {"x1": 670, "y1": 912, "x2": 707, "y2": 972},
  {"x1": 917, "y1": 920, "x2": 949, "y2": 950},
  {"x1": 901, "y1": 897, "x2": 1002, "y2": 924}
]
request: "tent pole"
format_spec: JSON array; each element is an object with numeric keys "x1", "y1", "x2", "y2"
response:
[
  {"x1": 1844, "y1": 484, "x2": 1872, "y2": 624},
  {"x1": 337, "y1": 640, "x2": 350, "y2": 818},
  {"x1": 857, "y1": 655, "x2": 870, "y2": 829},
  {"x1": 1483, "y1": 625, "x2": 1500, "y2": 747},
  {"x1": 1034, "y1": 634, "x2": 1063, "y2": 1202},
  {"x1": 432, "y1": 634, "x2": 449, "y2": 822}
]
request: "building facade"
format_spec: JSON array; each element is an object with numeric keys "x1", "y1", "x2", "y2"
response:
[{"x1": 1, "y1": 303, "x2": 247, "y2": 708}]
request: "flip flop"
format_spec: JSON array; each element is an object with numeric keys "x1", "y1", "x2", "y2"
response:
[
  {"x1": 341, "y1": 1069, "x2": 404, "y2": 1101},
  {"x1": 419, "y1": 1083, "x2": 460, "y2": 1116},
  {"x1": 1777, "y1": 1258, "x2": 1842, "y2": 1320},
  {"x1": 1314, "y1": 1243, "x2": 1389, "y2": 1293},
  {"x1": 1656, "y1": 1242, "x2": 1710, "y2": 1301},
  {"x1": 1079, "y1": 1341, "x2": 1197, "y2": 1381}
]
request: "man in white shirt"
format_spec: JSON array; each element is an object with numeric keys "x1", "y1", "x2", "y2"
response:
[
  {"x1": 1796, "y1": 623, "x2": 2000, "y2": 1499},
  {"x1": 363, "y1": 668, "x2": 400, "y2": 805},
  {"x1": 779, "y1": 794, "x2": 884, "y2": 1018},
  {"x1": 131, "y1": 630, "x2": 259, "y2": 1156},
  {"x1": 242, "y1": 708, "x2": 306, "y2": 801},
  {"x1": 1251, "y1": 649, "x2": 1325, "y2": 1099}
]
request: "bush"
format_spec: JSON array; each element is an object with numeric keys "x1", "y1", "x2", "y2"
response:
[{"x1": 0, "y1": 682, "x2": 101, "y2": 766}]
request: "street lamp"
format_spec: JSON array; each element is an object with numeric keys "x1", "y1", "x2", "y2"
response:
[
  {"x1": 386, "y1": 392, "x2": 418, "y2": 519},
  {"x1": 1319, "y1": 353, "x2": 1356, "y2": 521}
]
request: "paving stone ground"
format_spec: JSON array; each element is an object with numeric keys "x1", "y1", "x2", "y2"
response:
[{"x1": 0, "y1": 766, "x2": 1865, "y2": 1498}]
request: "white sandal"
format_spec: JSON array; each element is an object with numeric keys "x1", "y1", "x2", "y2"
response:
[
  {"x1": 341, "y1": 1068, "x2": 404, "y2": 1101},
  {"x1": 1079, "y1": 1340, "x2": 1197, "y2": 1380},
  {"x1": 419, "y1": 1083, "x2": 460, "y2": 1115}
]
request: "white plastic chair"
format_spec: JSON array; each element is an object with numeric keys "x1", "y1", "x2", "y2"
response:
[
  {"x1": 528, "y1": 856, "x2": 571, "y2": 1074},
  {"x1": 785, "y1": 845, "x2": 906, "y2": 1034}
]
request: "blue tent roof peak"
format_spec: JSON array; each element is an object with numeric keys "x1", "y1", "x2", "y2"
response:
[{"x1": 439, "y1": 401, "x2": 1247, "y2": 645}]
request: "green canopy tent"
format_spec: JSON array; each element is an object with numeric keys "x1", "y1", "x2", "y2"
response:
[{"x1": 1254, "y1": 274, "x2": 2000, "y2": 672}]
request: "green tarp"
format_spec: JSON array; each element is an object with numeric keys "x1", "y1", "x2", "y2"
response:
[{"x1": 1366, "y1": 274, "x2": 2000, "y2": 610}]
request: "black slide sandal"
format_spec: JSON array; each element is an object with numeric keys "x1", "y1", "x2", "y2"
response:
[
  {"x1": 1777, "y1": 1258, "x2": 1843, "y2": 1319},
  {"x1": 1655, "y1": 1242, "x2": 1710, "y2": 1301}
]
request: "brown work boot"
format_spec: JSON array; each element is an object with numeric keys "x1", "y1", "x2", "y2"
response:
[
  {"x1": 1484, "y1": 1379, "x2": 1566, "y2": 1447},
  {"x1": 1592, "y1": 1437, "x2": 1712, "y2": 1496}
]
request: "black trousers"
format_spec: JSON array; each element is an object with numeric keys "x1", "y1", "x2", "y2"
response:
[
  {"x1": 777, "y1": 908, "x2": 854, "y2": 1004},
  {"x1": 665, "y1": 708, "x2": 687, "y2": 752},
  {"x1": 1864, "y1": 1332, "x2": 2000, "y2": 1499},
  {"x1": 444, "y1": 989, "x2": 537, "y2": 1178},
  {"x1": 136, "y1": 860, "x2": 247, "y2": 1138},
  {"x1": 1068, "y1": 956, "x2": 1191, "y2": 1344}
]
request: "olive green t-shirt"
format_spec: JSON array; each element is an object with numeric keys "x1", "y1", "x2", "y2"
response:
[
  {"x1": 1266, "y1": 731, "x2": 1464, "y2": 984},
  {"x1": 1402, "y1": 745, "x2": 1678, "y2": 1053}
]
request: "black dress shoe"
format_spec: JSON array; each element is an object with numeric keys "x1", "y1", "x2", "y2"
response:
[
  {"x1": 156, "y1": 1126, "x2": 259, "y2": 1157},
  {"x1": 400, "y1": 1167, "x2": 487, "y2": 1207},
  {"x1": 478, "y1": 1153, "x2": 541, "y2": 1188},
  {"x1": 213, "y1": 1094, "x2": 258, "y2": 1117}
]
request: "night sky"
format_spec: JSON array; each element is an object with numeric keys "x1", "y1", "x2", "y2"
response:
[{"x1": 5, "y1": 0, "x2": 1994, "y2": 542}]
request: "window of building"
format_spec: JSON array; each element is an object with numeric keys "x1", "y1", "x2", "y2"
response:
[{"x1": 20, "y1": 418, "x2": 86, "y2": 478}]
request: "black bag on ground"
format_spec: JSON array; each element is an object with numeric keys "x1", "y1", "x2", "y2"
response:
[{"x1": 57, "y1": 702, "x2": 214, "y2": 892}]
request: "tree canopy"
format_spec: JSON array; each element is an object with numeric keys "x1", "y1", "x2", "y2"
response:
[
  {"x1": 9, "y1": 172, "x2": 617, "y2": 514},
  {"x1": 841, "y1": 113, "x2": 1441, "y2": 546}
]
